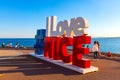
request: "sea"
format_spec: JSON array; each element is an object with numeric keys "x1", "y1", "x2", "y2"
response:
[
  {"x1": 0, "y1": 38, "x2": 35, "y2": 47},
  {"x1": 90, "y1": 37, "x2": 120, "y2": 54},
  {"x1": 0, "y1": 37, "x2": 120, "y2": 54}
]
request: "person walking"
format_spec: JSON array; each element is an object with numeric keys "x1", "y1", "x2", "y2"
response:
[{"x1": 92, "y1": 41, "x2": 99, "y2": 59}]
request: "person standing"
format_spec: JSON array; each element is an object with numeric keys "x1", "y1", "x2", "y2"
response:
[
  {"x1": 96, "y1": 41, "x2": 101, "y2": 56},
  {"x1": 1, "y1": 42, "x2": 5, "y2": 48},
  {"x1": 15, "y1": 42, "x2": 19, "y2": 48},
  {"x1": 9, "y1": 42, "x2": 12, "y2": 48},
  {"x1": 92, "y1": 41, "x2": 99, "y2": 59}
]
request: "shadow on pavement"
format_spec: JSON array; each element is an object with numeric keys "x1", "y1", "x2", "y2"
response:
[{"x1": 0, "y1": 55, "x2": 80, "y2": 76}]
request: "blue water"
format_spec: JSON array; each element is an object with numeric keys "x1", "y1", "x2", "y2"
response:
[
  {"x1": 68, "y1": 37, "x2": 120, "y2": 54},
  {"x1": 0, "y1": 38, "x2": 120, "y2": 54},
  {"x1": 90, "y1": 37, "x2": 120, "y2": 54},
  {"x1": 0, "y1": 38, "x2": 35, "y2": 47}
]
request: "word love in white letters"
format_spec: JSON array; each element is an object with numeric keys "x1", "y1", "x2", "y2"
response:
[{"x1": 46, "y1": 16, "x2": 89, "y2": 37}]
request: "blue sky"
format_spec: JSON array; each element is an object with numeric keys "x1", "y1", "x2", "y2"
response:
[{"x1": 0, "y1": 0, "x2": 120, "y2": 38}]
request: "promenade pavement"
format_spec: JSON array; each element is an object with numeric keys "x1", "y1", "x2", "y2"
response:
[{"x1": 0, "y1": 50, "x2": 120, "y2": 80}]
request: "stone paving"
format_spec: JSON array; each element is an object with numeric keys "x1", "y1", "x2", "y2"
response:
[{"x1": 0, "y1": 50, "x2": 120, "y2": 80}]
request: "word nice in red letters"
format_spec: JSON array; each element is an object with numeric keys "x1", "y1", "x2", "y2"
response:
[{"x1": 44, "y1": 16, "x2": 91, "y2": 68}]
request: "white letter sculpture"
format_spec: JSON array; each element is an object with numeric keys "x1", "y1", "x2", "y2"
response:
[{"x1": 46, "y1": 16, "x2": 89, "y2": 37}]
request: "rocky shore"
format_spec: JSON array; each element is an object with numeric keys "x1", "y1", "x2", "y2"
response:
[{"x1": 101, "y1": 52, "x2": 120, "y2": 57}]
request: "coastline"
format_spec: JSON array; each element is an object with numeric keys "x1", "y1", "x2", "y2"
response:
[
  {"x1": 68, "y1": 49, "x2": 120, "y2": 57},
  {"x1": 0, "y1": 47, "x2": 34, "y2": 50},
  {"x1": 0, "y1": 48, "x2": 120, "y2": 57},
  {"x1": 101, "y1": 52, "x2": 120, "y2": 57}
]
